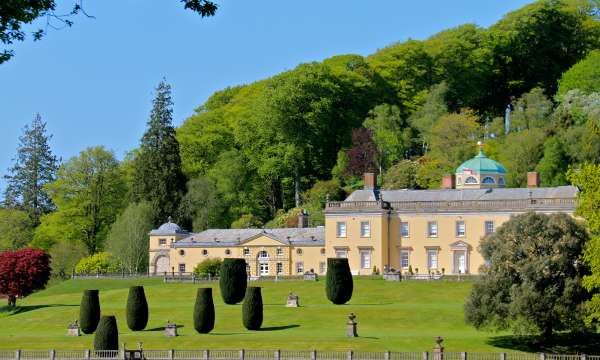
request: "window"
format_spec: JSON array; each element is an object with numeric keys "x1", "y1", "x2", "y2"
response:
[
  {"x1": 159, "y1": 239, "x2": 167, "y2": 246},
  {"x1": 202, "y1": 249, "x2": 208, "y2": 256},
  {"x1": 296, "y1": 262, "x2": 304, "y2": 274},
  {"x1": 336, "y1": 222, "x2": 347, "y2": 237},
  {"x1": 456, "y1": 221, "x2": 465, "y2": 237},
  {"x1": 178, "y1": 263, "x2": 186, "y2": 273},
  {"x1": 400, "y1": 222, "x2": 409, "y2": 237},
  {"x1": 482, "y1": 176, "x2": 495, "y2": 184},
  {"x1": 485, "y1": 220, "x2": 495, "y2": 235},
  {"x1": 400, "y1": 250, "x2": 410, "y2": 268},
  {"x1": 360, "y1": 250, "x2": 371, "y2": 269},
  {"x1": 498, "y1": 177, "x2": 506, "y2": 186},
  {"x1": 427, "y1": 250, "x2": 438, "y2": 269},
  {"x1": 276, "y1": 262, "x2": 283, "y2": 274},
  {"x1": 335, "y1": 249, "x2": 348, "y2": 258},
  {"x1": 243, "y1": 248, "x2": 250, "y2": 256},
  {"x1": 465, "y1": 176, "x2": 478, "y2": 184},
  {"x1": 246, "y1": 263, "x2": 251, "y2": 275},
  {"x1": 225, "y1": 249, "x2": 231, "y2": 255},
  {"x1": 360, "y1": 221, "x2": 371, "y2": 237},
  {"x1": 319, "y1": 262, "x2": 326, "y2": 274},
  {"x1": 427, "y1": 221, "x2": 438, "y2": 237},
  {"x1": 320, "y1": 248, "x2": 326, "y2": 255},
  {"x1": 457, "y1": 177, "x2": 462, "y2": 185},
  {"x1": 258, "y1": 250, "x2": 268, "y2": 259},
  {"x1": 296, "y1": 248, "x2": 303, "y2": 255},
  {"x1": 276, "y1": 248, "x2": 283, "y2": 256},
  {"x1": 179, "y1": 249, "x2": 185, "y2": 256}
]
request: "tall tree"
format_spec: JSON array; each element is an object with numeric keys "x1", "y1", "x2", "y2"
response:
[
  {"x1": 133, "y1": 80, "x2": 187, "y2": 224},
  {"x1": 4, "y1": 114, "x2": 58, "y2": 226},
  {"x1": 0, "y1": 208, "x2": 34, "y2": 250}
]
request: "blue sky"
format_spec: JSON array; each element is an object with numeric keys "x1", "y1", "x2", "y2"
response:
[{"x1": 0, "y1": 0, "x2": 533, "y2": 192}]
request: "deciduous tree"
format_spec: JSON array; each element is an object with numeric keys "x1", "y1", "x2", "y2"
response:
[{"x1": 0, "y1": 248, "x2": 51, "y2": 306}]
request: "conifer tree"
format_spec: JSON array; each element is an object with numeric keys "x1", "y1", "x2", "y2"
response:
[
  {"x1": 80, "y1": 289, "x2": 101, "y2": 334},
  {"x1": 193, "y1": 287, "x2": 215, "y2": 333},
  {"x1": 4, "y1": 114, "x2": 58, "y2": 226},
  {"x1": 126, "y1": 286, "x2": 149, "y2": 331},
  {"x1": 132, "y1": 80, "x2": 187, "y2": 224},
  {"x1": 94, "y1": 316, "x2": 119, "y2": 351}
]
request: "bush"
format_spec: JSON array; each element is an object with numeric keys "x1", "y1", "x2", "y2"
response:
[
  {"x1": 242, "y1": 286, "x2": 263, "y2": 330},
  {"x1": 126, "y1": 286, "x2": 148, "y2": 331},
  {"x1": 193, "y1": 287, "x2": 215, "y2": 333},
  {"x1": 193, "y1": 258, "x2": 222, "y2": 277},
  {"x1": 326, "y1": 258, "x2": 353, "y2": 304},
  {"x1": 74, "y1": 252, "x2": 119, "y2": 274},
  {"x1": 80, "y1": 289, "x2": 101, "y2": 334},
  {"x1": 94, "y1": 316, "x2": 118, "y2": 350},
  {"x1": 219, "y1": 258, "x2": 247, "y2": 304}
]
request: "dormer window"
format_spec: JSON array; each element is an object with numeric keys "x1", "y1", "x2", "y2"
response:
[
  {"x1": 465, "y1": 176, "x2": 478, "y2": 184},
  {"x1": 482, "y1": 176, "x2": 495, "y2": 184}
]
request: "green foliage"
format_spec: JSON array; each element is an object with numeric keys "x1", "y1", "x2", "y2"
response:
[
  {"x1": 326, "y1": 258, "x2": 353, "y2": 305},
  {"x1": 383, "y1": 160, "x2": 420, "y2": 189},
  {"x1": 178, "y1": 177, "x2": 222, "y2": 231},
  {"x1": 106, "y1": 201, "x2": 155, "y2": 273},
  {"x1": 302, "y1": 179, "x2": 346, "y2": 226},
  {"x1": 465, "y1": 212, "x2": 590, "y2": 338},
  {"x1": 0, "y1": 208, "x2": 33, "y2": 250},
  {"x1": 558, "y1": 50, "x2": 600, "y2": 96},
  {"x1": 193, "y1": 258, "x2": 222, "y2": 277},
  {"x1": 510, "y1": 88, "x2": 553, "y2": 131},
  {"x1": 408, "y1": 82, "x2": 449, "y2": 152},
  {"x1": 193, "y1": 287, "x2": 215, "y2": 333},
  {"x1": 75, "y1": 252, "x2": 119, "y2": 275},
  {"x1": 48, "y1": 241, "x2": 86, "y2": 279},
  {"x1": 242, "y1": 286, "x2": 263, "y2": 330},
  {"x1": 231, "y1": 214, "x2": 262, "y2": 229},
  {"x1": 79, "y1": 289, "x2": 100, "y2": 334},
  {"x1": 219, "y1": 258, "x2": 247, "y2": 304},
  {"x1": 126, "y1": 286, "x2": 149, "y2": 331},
  {"x1": 264, "y1": 208, "x2": 303, "y2": 229},
  {"x1": 93, "y1": 316, "x2": 118, "y2": 351},
  {"x1": 535, "y1": 137, "x2": 569, "y2": 186},
  {"x1": 497, "y1": 129, "x2": 546, "y2": 187}
]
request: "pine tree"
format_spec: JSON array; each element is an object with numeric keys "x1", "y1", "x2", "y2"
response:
[
  {"x1": 132, "y1": 80, "x2": 186, "y2": 224},
  {"x1": 4, "y1": 114, "x2": 58, "y2": 226}
]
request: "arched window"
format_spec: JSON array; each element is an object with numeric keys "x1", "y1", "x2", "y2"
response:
[
  {"x1": 179, "y1": 249, "x2": 185, "y2": 256},
  {"x1": 482, "y1": 176, "x2": 495, "y2": 184},
  {"x1": 465, "y1": 176, "x2": 478, "y2": 184},
  {"x1": 296, "y1": 248, "x2": 303, "y2": 255},
  {"x1": 258, "y1": 250, "x2": 268, "y2": 259},
  {"x1": 320, "y1": 248, "x2": 326, "y2": 255},
  {"x1": 202, "y1": 249, "x2": 208, "y2": 256},
  {"x1": 498, "y1": 177, "x2": 506, "y2": 186},
  {"x1": 225, "y1": 249, "x2": 231, "y2": 255}
]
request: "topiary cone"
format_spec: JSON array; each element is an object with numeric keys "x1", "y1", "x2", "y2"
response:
[
  {"x1": 126, "y1": 286, "x2": 148, "y2": 331},
  {"x1": 194, "y1": 287, "x2": 215, "y2": 333},
  {"x1": 94, "y1": 315, "x2": 118, "y2": 350},
  {"x1": 326, "y1": 258, "x2": 353, "y2": 304},
  {"x1": 219, "y1": 258, "x2": 247, "y2": 304},
  {"x1": 242, "y1": 286, "x2": 263, "y2": 330},
  {"x1": 80, "y1": 289, "x2": 101, "y2": 334}
]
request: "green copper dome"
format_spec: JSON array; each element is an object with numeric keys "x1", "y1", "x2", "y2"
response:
[{"x1": 456, "y1": 149, "x2": 507, "y2": 174}]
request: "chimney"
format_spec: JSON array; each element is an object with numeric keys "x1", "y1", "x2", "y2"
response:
[
  {"x1": 441, "y1": 174, "x2": 455, "y2": 189},
  {"x1": 364, "y1": 172, "x2": 376, "y2": 190},
  {"x1": 527, "y1": 172, "x2": 540, "y2": 188},
  {"x1": 297, "y1": 209, "x2": 309, "y2": 228}
]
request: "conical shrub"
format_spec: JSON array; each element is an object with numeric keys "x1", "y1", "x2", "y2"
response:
[
  {"x1": 326, "y1": 258, "x2": 353, "y2": 304},
  {"x1": 126, "y1": 286, "x2": 148, "y2": 331},
  {"x1": 80, "y1": 289, "x2": 101, "y2": 334},
  {"x1": 94, "y1": 315, "x2": 118, "y2": 350},
  {"x1": 219, "y1": 258, "x2": 247, "y2": 304},
  {"x1": 242, "y1": 286, "x2": 263, "y2": 330},
  {"x1": 193, "y1": 287, "x2": 215, "y2": 333}
]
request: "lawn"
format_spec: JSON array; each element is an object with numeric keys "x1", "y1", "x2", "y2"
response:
[{"x1": 0, "y1": 278, "x2": 521, "y2": 351}]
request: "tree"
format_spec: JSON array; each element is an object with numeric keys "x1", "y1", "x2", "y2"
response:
[
  {"x1": 326, "y1": 258, "x2": 353, "y2": 305},
  {"x1": 106, "y1": 201, "x2": 155, "y2": 273},
  {"x1": 0, "y1": 248, "x2": 51, "y2": 306},
  {"x1": 126, "y1": 286, "x2": 149, "y2": 331},
  {"x1": 465, "y1": 212, "x2": 590, "y2": 339},
  {"x1": 193, "y1": 258, "x2": 222, "y2": 277},
  {"x1": 0, "y1": 1, "x2": 217, "y2": 64},
  {"x1": 48, "y1": 240, "x2": 86, "y2": 279},
  {"x1": 497, "y1": 129, "x2": 545, "y2": 187},
  {"x1": 0, "y1": 208, "x2": 34, "y2": 250},
  {"x1": 219, "y1": 258, "x2": 247, "y2": 304},
  {"x1": 383, "y1": 160, "x2": 420, "y2": 190},
  {"x1": 242, "y1": 286, "x2": 263, "y2": 330},
  {"x1": 509, "y1": 88, "x2": 552, "y2": 131},
  {"x1": 3, "y1": 113, "x2": 58, "y2": 226},
  {"x1": 41, "y1": 146, "x2": 126, "y2": 254},
  {"x1": 193, "y1": 287, "x2": 215, "y2": 333},
  {"x1": 408, "y1": 82, "x2": 449, "y2": 153},
  {"x1": 558, "y1": 49, "x2": 600, "y2": 96},
  {"x1": 178, "y1": 177, "x2": 221, "y2": 232},
  {"x1": 345, "y1": 128, "x2": 378, "y2": 176},
  {"x1": 80, "y1": 289, "x2": 101, "y2": 334},
  {"x1": 74, "y1": 252, "x2": 119, "y2": 274},
  {"x1": 93, "y1": 316, "x2": 119, "y2": 351},
  {"x1": 132, "y1": 80, "x2": 187, "y2": 225},
  {"x1": 535, "y1": 137, "x2": 569, "y2": 187}
]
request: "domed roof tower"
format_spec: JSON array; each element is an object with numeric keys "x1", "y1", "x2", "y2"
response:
[{"x1": 455, "y1": 142, "x2": 507, "y2": 189}]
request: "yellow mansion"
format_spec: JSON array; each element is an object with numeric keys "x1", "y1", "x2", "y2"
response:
[{"x1": 148, "y1": 145, "x2": 577, "y2": 277}]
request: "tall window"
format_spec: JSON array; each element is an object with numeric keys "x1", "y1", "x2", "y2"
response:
[
  {"x1": 159, "y1": 238, "x2": 167, "y2": 246},
  {"x1": 335, "y1": 249, "x2": 348, "y2": 258},
  {"x1": 178, "y1": 263, "x2": 186, "y2": 273},
  {"x1": 400, "y1": 222, "x2": 409, "y2": 237},
  {"x1": 485, "y1": 220, "x2": 495, "y2": 235},
  {"x1": 360, "y1": 250, "x2": 371, "y2": 269},
  {"x1": 427, "y1": 250, "x2": 438, "y2": 269},
  {"x1": 296, "y1": 262, "x2": 304, "y2": 274},
  {"x1": 456, "y1": 221, "x2": 465, "y2": 237},
  {"x1": 243, "y1": 248, "x2": 250, "y2": 256},
  {"x1": 319, "y1": 262, "x2": 326, "y2": 274},
  {"x1": 360, "y1": 221, "x2": 371, "y2": 237},
  {"x1": 276, "y1": 247, "x2": 283, "y2": 256},
  {"x1": 400, "y1": 250, "x2": 410, "y2": 268},
  {"x1": 336, "y1": 222, "x2": 347, "y2": 237},
  {"x1": 258, "y1": 250, "x2": 268, "y2": 259},
  {"x1": 428, "y1": 221, "x2": 438, "y2": 237},
  {"x1": 276, "y1": 262, "x2": 283, "y2": 274}
]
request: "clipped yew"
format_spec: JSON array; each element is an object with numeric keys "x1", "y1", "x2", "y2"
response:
[
  {"x1": 193, "y1": 287, "x2": 215, "y2": 333},
  {"x1": 219, "y1": 258, "x2": 247, "y2": 304},
  {"x1": 94, "y1": 316, "x2": 118, "y2": 350},
  {"x1": 126, "y1": 286, "x2": 148, "y2": 331},
  {"x1": 326, "y1": 258, "x2": 353, "y2": 304},
  {"x1": 242, "y1": 286, "x2": 263, "y2": 330},
  {"x1": 80, "y1": 289, "x2": 101, "y2": 334}
]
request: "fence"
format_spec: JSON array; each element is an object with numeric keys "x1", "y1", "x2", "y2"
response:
[{"x1": 1, "y1": 350, "x2": 598, "y2": 360}]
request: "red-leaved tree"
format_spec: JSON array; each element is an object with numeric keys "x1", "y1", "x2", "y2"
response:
[
  {"x1": 0, "y1": 248, "x2": 51, "y2": 306},
  {"x1": 345, "y1": 128, "x2": 378, "y2": 176}
]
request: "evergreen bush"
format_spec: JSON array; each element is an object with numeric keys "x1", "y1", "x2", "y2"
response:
[
  {"x1": 126, "y1": 286, "x2": 149, "y2": 331},
  {"x1": 242, "y1": 286, "x2": 263, "y2": 330},
  {"x1": 193, "y1": 287, "x2": 215, "y2": 333},
  {"x1": 94, "y1": 315, "x2": 118, "y2": 350},
  {"x1": 219, "y1": 258, "x2": 247, "y2": 304},
  {"x1": 80, "y1": 289, "x2": 101, "y2": 334},
  {"x1": 326, "y1": 258, "x2": 353, "y2": 304}
]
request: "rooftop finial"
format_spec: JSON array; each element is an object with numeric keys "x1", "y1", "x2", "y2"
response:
[
  {"x1": 477, "y1": 141, "x2": 485, "y2": 156},
  {"x1": 167, "y1": 216, "x2": 173, "y2": 223}
]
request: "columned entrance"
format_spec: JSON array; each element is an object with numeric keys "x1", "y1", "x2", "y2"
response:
[
  {"x1": 449, "y1": 240, "x2": 471, "y2": 274},
  {"x1": 257, "y1": 250, "x2": 270, "y2": 276}
]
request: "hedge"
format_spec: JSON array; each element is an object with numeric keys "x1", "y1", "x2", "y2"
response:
[
  {"x1": 94, "y1": 316, "x2": 118, "y2": 350},
  {"x1": 80, "y1": 289, "x2": 101, "y2": 334},
  {"x1": 242, "y1": 286, "x2": 263, "y2": 330},
  {"x1": 193, "y1": 287, "x2": 215, "y2": 333},
  {"x1": 325, "y1": 258, "x2": 353, "y2": 304},
  {"x1": 126, "y1": 286, "x2": 148, "y2": 331},
  {"x1": 219, "y1": 258, "x2": 247, "y2": 304}
]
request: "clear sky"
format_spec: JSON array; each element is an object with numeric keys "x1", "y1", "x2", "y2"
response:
[{"x1": 0, "y1": 0, "x2": 533, "y2": 192}]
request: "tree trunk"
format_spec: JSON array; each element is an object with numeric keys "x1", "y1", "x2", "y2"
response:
[
  {"x1": 7, "y1": 295, "x2": 16, "y2": 307},
  {"x1": 295, "y1": 173, "x2": 301, "y2": 208}
]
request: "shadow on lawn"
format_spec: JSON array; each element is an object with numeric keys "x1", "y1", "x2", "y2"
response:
[
  {"x1": 258, "y1": 324, "x2": 300, "y2": 331},
  {"x1": 0, "y1": 304, "x2": 77, "y2": 316},
  {"x1": 487, "y1": 333, "x2": 600, "y2": 354},
  {"x1": 146, "y1": 325, "x2": 184, "y2": 332}
]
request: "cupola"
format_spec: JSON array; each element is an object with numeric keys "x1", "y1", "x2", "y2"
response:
[{"x1": 455, "y1": 142, "x2": 507, "y2": 189}]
